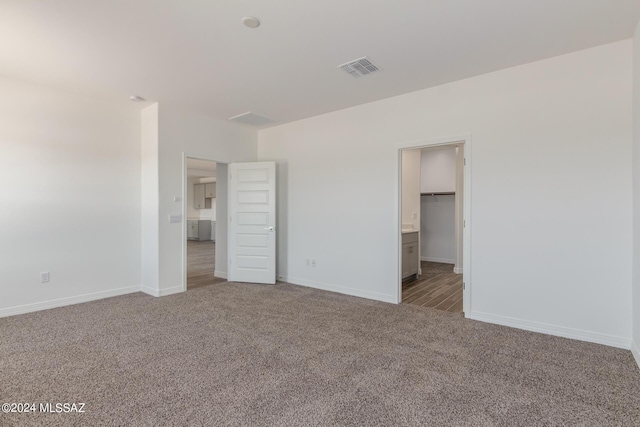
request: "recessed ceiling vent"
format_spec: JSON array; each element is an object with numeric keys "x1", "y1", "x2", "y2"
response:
[
  {"x1": 338, "y1": 56, "x2": 380, "y2": 78},
  {"x1": 228, "y1": 111, "x2": 278, "y2": 127}
]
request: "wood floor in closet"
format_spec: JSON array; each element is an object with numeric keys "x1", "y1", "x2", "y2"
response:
[{"x1": 402, "y1": 261, "x2": 463, "y2": 313}]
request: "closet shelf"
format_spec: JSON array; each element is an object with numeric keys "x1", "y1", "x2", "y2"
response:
[{"x1": 420, "y1": 192, "x2": 455, "y2": 196}]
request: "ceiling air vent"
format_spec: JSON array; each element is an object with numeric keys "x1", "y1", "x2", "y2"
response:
[
  {"x1": 228, "y1": 111, "x2": 278, "y2": 127},
  {"x1": 337, "y1": 56, "x2": 380, "y2": 78}
]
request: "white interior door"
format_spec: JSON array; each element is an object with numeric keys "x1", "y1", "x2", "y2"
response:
[{"x1": 228, "y1": 161, "x2": 276, "y2": 284}]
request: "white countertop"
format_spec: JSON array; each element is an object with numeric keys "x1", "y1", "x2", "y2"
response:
[{"x1": 401, "y1": 229, "x2": 418, "y2": 234}]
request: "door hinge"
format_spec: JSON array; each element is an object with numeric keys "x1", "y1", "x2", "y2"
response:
[
  {"x1": 463, "y1": 282, "x2": 465, "y2": 290},
  {"x1": 463, "y1": 220, "x2": 466, "y2": 228},
  {"x1": 464, "y1": 158, "x2": 466, "y2": 166}
]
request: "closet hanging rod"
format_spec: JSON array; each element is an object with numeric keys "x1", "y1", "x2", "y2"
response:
[{"x1": 420, "y1": 192, "x2": 455, "y2": 196}]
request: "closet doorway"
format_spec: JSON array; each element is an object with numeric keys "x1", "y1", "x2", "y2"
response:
[
  {"x1": 185, "y1": 158, "x2": 226, "y2": 290},
  {"x1": 398, "y1": 138, "x2": 470, "y2": 314}
]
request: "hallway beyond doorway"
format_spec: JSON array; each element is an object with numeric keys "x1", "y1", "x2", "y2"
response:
[{"x1": 187, "y1": 240, "x2": 224, "y2": 290}]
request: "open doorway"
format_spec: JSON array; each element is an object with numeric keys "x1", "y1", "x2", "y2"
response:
[
  {"x1": 181, "y1": 158, "x2": 277, "y2": 291},
  {"x1": 398, "y1": 138, "x2": 469, "y2": 314},
  {"x1": 185, "y1": 158, "x2": 227, "y2": 290}
]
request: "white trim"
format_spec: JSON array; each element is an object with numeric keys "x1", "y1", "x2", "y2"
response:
[
  {"x1": 467, "y1": 310, "x2": 631, "y2": 350},
  {"x1": 281, "y1": 276, "x2": 396, "y2": 304},
  {"x1": 632, "y1": 341, "x2": 640, "y2": 370},
  {"x1": 453, "y1": 267, "x2": 463, "y2": 274},
  {"x1": 421, "y1": 256, "x2": 455, "y2": 264},
  {"x1": 214, "y1": 270, "x2": 227, "y2": 279},
  {"x1": 461, "y1": 139, "x2": 471, "y2": 314},
  {"x1": 0, "y1": 286, "x2": 140, "y2": 318},
  {"x1": 140, "y1": 285, "x2": 184, "y2": 298},
  {"x1": 395, "y1": 134, "x2": 471, "y2": 311},
  {"x1": 395, "y1": 134, "x2": 471, "y2": 150}
]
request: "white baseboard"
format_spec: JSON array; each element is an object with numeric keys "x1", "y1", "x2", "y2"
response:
[
  {"x1": 467, "y1": 310, "x2": 631, "y2": 349},
  {"x1": 453, "y1": 266, "x2": 463, "y2": 274},
  {"x1": 421, "y1": 256, "x2": 455, "y2": 264},
  {"x1": 0, "y1": 285, "x2": 141, "y2": 318},
  {"x1": 632, "y1": 341, "x2": 640, "y2": 371},
  {"x1": 214, "y1": 270, "x2": 227, "y2": 279},
  {"x1": 140, "y1": 285, "x2": 184, "y2": 297},
  {"x1": 280, "y1": 276, "x2": 397, "y2": 304}
]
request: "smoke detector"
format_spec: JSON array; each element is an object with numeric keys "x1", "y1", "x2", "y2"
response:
[
  {"x1": 337, "y1": 57, "x2": 380, "y2": 78},
  {"x1": 228, "y1": 111, "x2": 277, "y2": 127},
  {"x1": 242, "y1": 17, "x2": 260, "y2": 28}
]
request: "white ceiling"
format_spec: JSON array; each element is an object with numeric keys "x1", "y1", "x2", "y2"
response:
[{"x1": 1, "y1": 1, "x2": 639, "y2": 128}]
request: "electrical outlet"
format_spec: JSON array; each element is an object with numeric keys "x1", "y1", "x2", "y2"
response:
[
  {"x1": 40, "y1": 272, "x2": 50, "y2": 283},
  {"x1": 311, "y1": 259, "x2": 317, "y2": 267}
]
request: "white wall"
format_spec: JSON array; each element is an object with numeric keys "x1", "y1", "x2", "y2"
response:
[
  {"x1": 215, "y1": 163, "x2": 229, "y2": 278},
  {"x1": 0, "y1": 76, "x2": 142, "y2": 315},
  {"x1": 141, "y1": 104, "x2": 159, "y2": 294},
  {"x1": 632, "y1": 22, "x2": 640, "y2": 366},
  {"x1": 401, "y1": 150, "x2": 421, "y2": 230},
  {"x1": 421, "y1": 147, "x2": 457, "y2": 193},
  {"x1": 258, "y1": 40, "x2": 633, "y2": 347},
  {"x1": 152, "y1": 105, "x2": 257, "y2": 295}
]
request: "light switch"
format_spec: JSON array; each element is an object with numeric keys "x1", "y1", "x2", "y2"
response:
[{"x1": 169, "y1": 214, "x2": 182, "y2": 223}]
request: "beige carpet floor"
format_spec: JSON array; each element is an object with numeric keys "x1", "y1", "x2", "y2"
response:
[{"x1": 1, "y1": 281, "x2": 639, "y2": 426}]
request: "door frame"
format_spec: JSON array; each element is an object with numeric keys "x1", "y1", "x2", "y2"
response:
[
  {"x1": 181, "y1": 154, "x2": 228, "y2": 292},
  {"x1": 396, "y1": 135, "x2": 472, "y2": 314}
]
